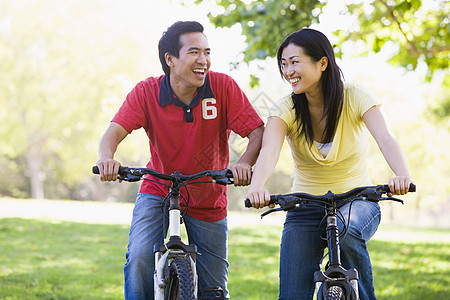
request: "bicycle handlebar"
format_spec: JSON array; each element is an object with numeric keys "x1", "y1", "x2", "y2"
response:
[
  {"x1": 92, "y1": 166, "x2": 235, "y2": 185},
  {"x1": 244, "y1": 183, "x2": 416, "y2": 209}
]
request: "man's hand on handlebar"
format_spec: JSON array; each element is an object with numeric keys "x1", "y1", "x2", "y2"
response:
[
  {"x1": 229, "y1": 162, "x2": 253, "y2": 187},
  {"x1": 96, "y1": 159, "x2": 122, "y2": 182}
]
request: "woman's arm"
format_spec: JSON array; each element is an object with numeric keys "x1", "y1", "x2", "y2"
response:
[
  {"x1": 363, "y1": 105, "x2": 413, "y2": 195},
  {"x1": 245, "y1": 117, "x2": 288, "y2": 208}
]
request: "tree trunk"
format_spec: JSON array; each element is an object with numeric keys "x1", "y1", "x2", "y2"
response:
[{"x1": 25, "y1": 143, "x2": 45, "y2": 199}]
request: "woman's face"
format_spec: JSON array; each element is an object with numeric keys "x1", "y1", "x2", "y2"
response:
[{"x1": 280, "y1": 43, "x2": 326, "y2": 96}]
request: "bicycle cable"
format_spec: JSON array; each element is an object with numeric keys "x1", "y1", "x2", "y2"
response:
[
  {"x1": 178, "y1": 180, "x2": 215, "y2": 215},
  {"x1": 147, "y1": 177, "x2": 223, "y2": 219},
  {"x1": 317, "y1": 199, "x2": 356, "y2": 267},
  {"x1": 142, "y1": 177, "x2": 172, "y2": 188}
]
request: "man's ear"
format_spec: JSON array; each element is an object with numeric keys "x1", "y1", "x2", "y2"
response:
[
  {"x1": 165, "y1": 52, "x2": 174, "y2": 68},
  {"x1": 320, "y1": 56, "x2": 328, "y2": 71}
]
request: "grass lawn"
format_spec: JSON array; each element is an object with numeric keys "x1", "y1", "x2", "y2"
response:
[{"x1": 0, "y1": 208, "x2": 449, "y2": 299}]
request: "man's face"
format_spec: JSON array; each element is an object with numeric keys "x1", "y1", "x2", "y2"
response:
[{"x1": 168, "y1": 32, "x2": 211, "y2": 90}]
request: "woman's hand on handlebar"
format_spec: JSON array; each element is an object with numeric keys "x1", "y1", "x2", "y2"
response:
[
  {"x1": 96, "y1": 159, "x2": 122, "y2": 182},
  {"x1": 388, "y1": 176, "x2": 413, "y2": 196},
  {"x1": 245, "y1": 189, "x2": 273, "y2": 209}
]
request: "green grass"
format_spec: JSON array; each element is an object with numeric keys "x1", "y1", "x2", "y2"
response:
[
  {"x1": 0, "y1": 218, "x2": 128, "y2": 299},
  {"x1": 370, "y1": 228, "x2": 450, "y2": 299},
  {"x1": 0, "y1": 218, "x2": 448, "y2": 299}
]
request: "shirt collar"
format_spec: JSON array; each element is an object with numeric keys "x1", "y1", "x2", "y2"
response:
[{"x1": 159, "y1": 74, "x2": 214, "y2": 108}]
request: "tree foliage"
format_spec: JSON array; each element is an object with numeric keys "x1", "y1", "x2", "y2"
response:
[
  {"x1": 334, "y1": 0, "x2": 449, "y2": 81},
  {"x1": 204, "y1": 0, "x2": 322, "y2": 61},
  {"x1": 0, "y1": 0, "x2": 140, "y2": 199},
  {"x1": 194, "y1": 0, "x2": 449, "y2": 90}
]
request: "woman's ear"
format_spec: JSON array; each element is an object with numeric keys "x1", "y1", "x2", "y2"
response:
[{"x1": 320, "y1": 57, "x2": 328, "y2": 71}]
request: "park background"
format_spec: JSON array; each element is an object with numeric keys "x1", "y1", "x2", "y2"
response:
[{"x1": 0, "y1": 0, "x2": 449, "y2": 299}]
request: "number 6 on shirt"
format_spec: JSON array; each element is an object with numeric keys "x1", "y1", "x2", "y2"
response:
[{"x1": 202, "y1": 98, "x2": 217, "y2": 120}]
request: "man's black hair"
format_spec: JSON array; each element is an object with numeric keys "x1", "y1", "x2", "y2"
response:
[{"x1": 158, "y1": 21, "x2": 204, "y2": 76}]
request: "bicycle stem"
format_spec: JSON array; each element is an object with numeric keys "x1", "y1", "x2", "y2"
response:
[
  {"x1": 169, "y1": 187, "x2": 181, "y2": 239},
  {"x1": 327, "y1": 207, "x2": 341, "y2": 268}
]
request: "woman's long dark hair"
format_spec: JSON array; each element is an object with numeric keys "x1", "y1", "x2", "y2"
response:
[{"x1": 276, "y1": 28, "x2": 344, "y2": 145}]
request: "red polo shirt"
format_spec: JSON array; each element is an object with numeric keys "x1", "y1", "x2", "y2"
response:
[{"x1": 112, "y1": 71, "x2": 263, "y2": 221}]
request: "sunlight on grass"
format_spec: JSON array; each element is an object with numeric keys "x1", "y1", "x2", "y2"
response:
[{"x1": 1, "y1": 216, "x2": 448, "y2": 299}]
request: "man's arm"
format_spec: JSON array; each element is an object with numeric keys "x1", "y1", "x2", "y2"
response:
[
  {"x1": 230, "y1": 125, "x2": 264, "y2": 186},
  {"x1": 96, "y1": 122, "x2": 129, "y2": 182}
]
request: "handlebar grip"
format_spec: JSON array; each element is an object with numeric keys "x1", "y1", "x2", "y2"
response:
[
  {"x1": 92, "y1": 166, "x2": 99, "y2": 174},
  {"x1": 244, "y1": 195, "x2": 278, "y2": 208},
  {"x1": 92, "y1": 166, "x2": 127, "y2": 175},
  {"x1": 382, "y1": 183, "x2": 416, "y2": 193}
]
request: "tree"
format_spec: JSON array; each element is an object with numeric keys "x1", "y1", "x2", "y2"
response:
[
  {"x1": 332, "y1": 0, "x2": 450, "y2": 121},
  {"x1": 334, "y1": 0, "x2": 448, "y2": 81},
  {"x1": 0, "y1": 0, "x2": 141, "y2": 199},
  {"x1": 191, "y1": 0, "x2": 449, "y2": 115}
]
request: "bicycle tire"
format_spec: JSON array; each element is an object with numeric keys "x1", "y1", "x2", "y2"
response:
[
  {"x1": 325, "y1": 285, "x2": 344, "y2": 300},
  {"x1": 165, "y1": 256, "x2": 195, "y2": 300}
]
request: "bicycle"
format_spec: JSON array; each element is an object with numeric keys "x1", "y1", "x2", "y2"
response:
[
  {"x1": 93, "y1": 166, "x2": 234, "y2": 300},
  {"x1": 245, "y1": 183, "x2": 416, "y2": 300}
]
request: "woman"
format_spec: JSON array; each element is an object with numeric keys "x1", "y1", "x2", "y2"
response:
[{"x1": 246, "y1": 28, "x2": 413, "y2": 299}]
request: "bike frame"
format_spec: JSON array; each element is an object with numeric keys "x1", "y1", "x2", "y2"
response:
[
  {"x1": 314, "y1": 200, "x2": 359, "y2": 300},
  {"x1": 154, "y1": 178, "x2": 199, "y2": 300},
  {"x1": 246, "y1": 184, "x2": 415, "y2": 300},
  {"x1": 93, "y1": 166, "x2": 233, "y2": 300}
]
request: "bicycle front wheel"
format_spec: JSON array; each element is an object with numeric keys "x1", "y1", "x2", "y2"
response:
[
  {"x1": 325, "y1": 285, "x2": 344, "y2": 300},
  {"x1": 165, "y1": 256, "x2": 195, "y2": 300}
]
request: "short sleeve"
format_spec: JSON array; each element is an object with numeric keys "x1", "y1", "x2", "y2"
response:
[
  {"x1": 350, "y1": 83, "x2": 382, "y2": 118},
  {"x1": 269, "y1": 95, "x2": 296, "y2": 134},
  {"x1": 112, "y1": 82, "x2": 149, "y2": 134},
  {"x1": 217, "y1": 74, "x2": 263, "y2": 138}
]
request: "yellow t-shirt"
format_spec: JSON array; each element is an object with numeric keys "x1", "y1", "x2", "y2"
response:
[{"x1": 271, "y1": 82, "x2": 381, "y2": 195}]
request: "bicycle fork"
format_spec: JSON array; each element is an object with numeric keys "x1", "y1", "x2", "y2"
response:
[
  {"x1": 314, "y1": 213, "x2": 359, "y2": 300},
  {"x1": 154, "y1": 188, "x2": 199, "y2": 299}
]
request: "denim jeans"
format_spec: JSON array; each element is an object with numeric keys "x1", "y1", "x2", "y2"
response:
[
  {"x1": 278, "y1": 200, "x2": 381, "y2": 300},
  {"x1": 124, "y1": 193, "x2": 230, "y2": 300}
]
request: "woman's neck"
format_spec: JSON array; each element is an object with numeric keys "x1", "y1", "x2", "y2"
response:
[
  {"x1": 305, "y1": 83, "x2": 324, "y2": 109},
  {"x1": 305, "y1": 91, "x2": 327, "y2": 143}
]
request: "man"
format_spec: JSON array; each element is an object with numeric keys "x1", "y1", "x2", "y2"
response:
[{"x1": 96, "y1": 21, "x2": 264, "y2": 299}]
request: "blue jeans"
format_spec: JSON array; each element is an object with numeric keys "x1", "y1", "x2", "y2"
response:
[
  {"x1": 124, "y1": 193, "x2": 230, "y2": 300},
  {"x1": 279, "y1": 200, "x2": 381, "y2": 300}
]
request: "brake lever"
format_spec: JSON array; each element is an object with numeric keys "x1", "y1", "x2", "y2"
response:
[
  {"x1": 278, "y1": 196, "x2": 302, "y2": 211},
  {"x1": 380, "y1": 197, "x2": 404, "y2": 204},
  {"x1": 212, "y1": 169, "x2": 234, "y2": 185},
  {"x1": 260, "y1": 207, "x2": 284, "y2": 219},
  {"x1": 119, "y1": 174, "x2": 142, "y2": 182},
  {"x1": 362, "y1": 188, "x2": 384, "y2": 201},
  {"x1": 214, "y1": 177, "x2": 234, "y2": 185}
]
